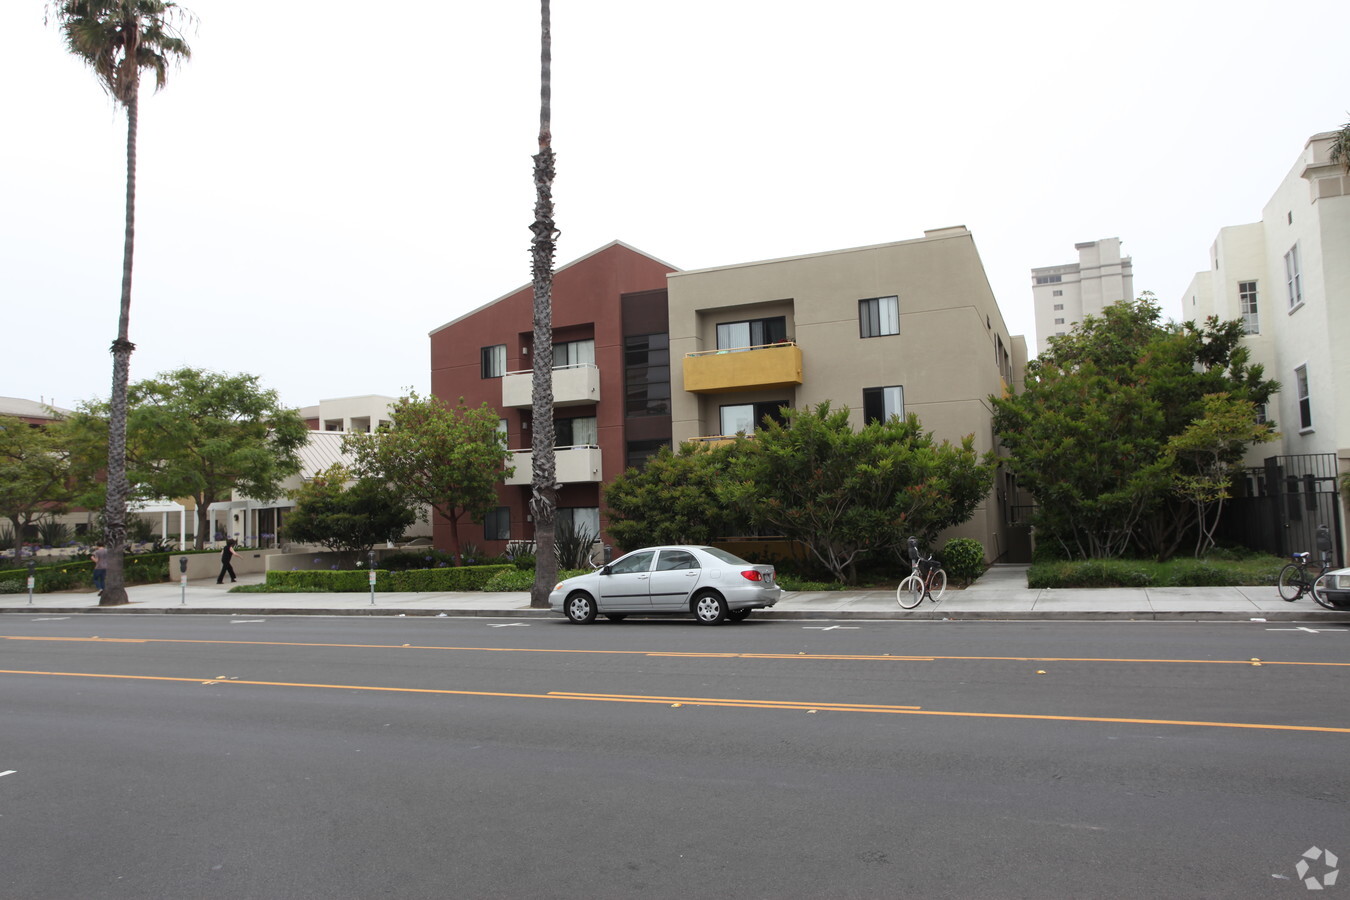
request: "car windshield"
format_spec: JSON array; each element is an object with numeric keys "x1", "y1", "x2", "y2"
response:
[{"x1": 699, "y1": 547, "x2": 753, "y2": 566}]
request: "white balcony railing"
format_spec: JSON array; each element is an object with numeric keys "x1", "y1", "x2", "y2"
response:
[
  {"x1": 504, "y1": 445, "x2": 603, "y2": 486},
  {"x1": 501, "y1": 364, "x2": 600, "y2": 408}
]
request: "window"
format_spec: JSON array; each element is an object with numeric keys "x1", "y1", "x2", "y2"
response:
[
  {"x1": 558, "y1": 506, "x2": 601, "y2": 539},
  {"x1": 858, "y1": 296, "x2": 899, "y2": 338},
  {"x1": 1052, "y1": 290, "x2": 1063, "y2": 297},
  {"x1": 1254, "y1": 403, "x2": 1267, "y2": 426},
  {"x1": 626, "y1": 439, "x2": 666, "y2": 470},
  {"x1": 483, "y1": 507, "x2": 510, "y2": 541},
  {"x1": 1054, "y1": 317, "x2": 1065, "y2": 325},
  {"x1": 655, "y1": 549, "x2": 700, "y2": 571},
  {"x1": 1285, "y1": 245, "x2": 1303, "y2": 309},
  {"x1": 720, "y1": 400, "x2": 787, "y2": 436},
  {"x1": 1238, "y1": 281, "x2": 1259, "y2": 334},
  {"x1": 610, "y1": 550, "x2": 655, "y2": 575},
  {"x1": 1053, "y1": 303, "x2": 1064, "y2": 310},
  {"x1": 862, "y1": 386, "x2": 904, "y2": 424},
  {"x1": 624, "y1": 333, "x2": 670, "y2": 417},
  {"x1": 716, "y1": 316, "x2": 787, "y2": 351},
  {"x1": 555, "y1": 416, "x2": 597, "y2": 447},
  {"x1": 1035, "y1": 274, "x2": 1062, "y2": 284},
  {"x1": 1295, "y1": 365, "x2": 1312, "y2": 430},
  {"x1": 481, "y1": 344, "x2": 506, "y2": 378},
  {"x1": 555, "y1": 339, "x2": 595, "y2": 368}
]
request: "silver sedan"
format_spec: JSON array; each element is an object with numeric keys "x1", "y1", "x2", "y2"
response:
[{"x1": 549, "y1": 545, "x2": 780, "y2": 625}]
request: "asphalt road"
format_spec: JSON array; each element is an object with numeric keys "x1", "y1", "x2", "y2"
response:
[{"x1": 2, "y1": 614, "x2": 1347, "y2": 899}]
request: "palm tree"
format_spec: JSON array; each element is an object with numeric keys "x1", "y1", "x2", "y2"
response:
[
  {"x1": 48, "y1": 0, "x2": 191, "y2": 605},
  {"x1": 528, "y1": 0, "x2": 559, "y2": 608},
  {"x1": 1330, "y1": 115, "x2": 1350, "y2": 173}
]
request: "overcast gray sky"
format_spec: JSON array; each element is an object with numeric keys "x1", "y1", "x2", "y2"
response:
[{"x1": 5, "y1": 0, "x2": 1347, "y2": 412}]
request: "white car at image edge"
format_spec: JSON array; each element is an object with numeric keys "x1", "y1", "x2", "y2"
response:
[{"x1": 549, "y1": 545, "x2": 781, "y2": 625}]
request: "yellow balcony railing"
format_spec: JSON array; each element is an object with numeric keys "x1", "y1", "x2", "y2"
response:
[{"x1": 682, "y1": 342, "x2": 803, "y2": 394}]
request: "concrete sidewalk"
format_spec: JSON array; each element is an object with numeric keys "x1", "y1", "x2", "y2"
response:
[{"x1": 2, "y1": 565, "x2": 1347, "y2": 621}]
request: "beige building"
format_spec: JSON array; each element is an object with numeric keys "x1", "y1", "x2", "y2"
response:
[
  {"x1": 1031, "y1": 237, "x2": 1134, "y2": 355},
  {"x1": 1180, "y1": 131, "x2": 1349, "y2": 559},
  {"x1": 667, "y1": 227, "x2": 1029, "y2": 562}
]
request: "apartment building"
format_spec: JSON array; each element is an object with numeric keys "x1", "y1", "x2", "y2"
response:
[
  {"x1": 428, "y1": 241, "x2": 678, "y2": 552},
  {"x1": 668, "y1": 227, "x2": 1027, "y2": 561},
  {"x1": 430, "y1": 229, "x2": 1029, "y2": 563},
  {"x1": 1031, "y1": 237, "x2": 1134, "y2": 356},
  {"x1": 1180, "y1": 131, "x2": 1349, "y2": 558}
]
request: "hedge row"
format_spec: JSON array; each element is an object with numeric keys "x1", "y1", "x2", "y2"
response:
[
  {"x1": 0, "y1": 553, "x2": 173, "y2": 594},
  {"x1": 264, "y1": 564, "x2": 514, "y2": 593}
]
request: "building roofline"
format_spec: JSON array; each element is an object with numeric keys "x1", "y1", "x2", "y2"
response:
[
  {"x1": 666, "y1": 227, "x2": 972, "y2": 280},
  {"x1": 428, "y1": 240, "x2": 680, "y2": 336}
]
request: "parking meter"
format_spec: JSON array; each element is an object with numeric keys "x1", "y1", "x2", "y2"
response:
[
  {"x1": 907, "y1": 536, "x2": 920, "y2": 562},
  {"x1": 368, "y1": 549, "x2": 377, "y2": 605},
  {"x1": 26, "y1": 558, "x2": 36, "y2": 605},
  {"x1": 179, "y1": 556, "x2": 189, "y2": 605},
  {"x1": 1316, "y1": 524, "x2": 1333, "y2": 565}
]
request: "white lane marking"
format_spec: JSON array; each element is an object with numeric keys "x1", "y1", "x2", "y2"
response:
[
  {"x1": 230, "y1": 620, "x2": 266, "y2": 624},
  {"x1": 1265, "y1": 626, "x2": 1346, "y2": 634},
  {"x1": 803, "y1": 625, "x2": 859, "y2": 631},
  {"x1": 31, "y1": 617, "x2": 70, "y2": 622},
  {"x1": 0, "y1": 770, "x2": 16, "y2": 777},
  {"x1": 488, "y1": 623, "x2": 531, "y2": 627}
]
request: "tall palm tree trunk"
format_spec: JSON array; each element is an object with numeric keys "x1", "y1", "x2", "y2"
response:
[
  {"x1": 528, "y1": 0, "x2": 558, "y2": 608},
  {"x1": 100, "y1": 86, "x2": 139, "y2": 606}
]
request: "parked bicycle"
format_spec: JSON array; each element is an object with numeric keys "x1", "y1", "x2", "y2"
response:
[
  {"x1": 1277, "y1": 551, "x2": 1339, "y2": 609},
  {"x1": 897, "y1": 537, "x2": 946, "y2": 609}
]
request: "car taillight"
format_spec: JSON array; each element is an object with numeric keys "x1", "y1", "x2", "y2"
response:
[{"x1": 740, "y1": 570, "x2": 763, "y2": 582}]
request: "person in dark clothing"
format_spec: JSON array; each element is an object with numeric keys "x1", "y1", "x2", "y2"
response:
[
  {"x1": 217, "y1": 538, "x2": 240, "y2": 584},
  {"x1": 91, "y1": 543, "x2": 107, "y2": 592}
]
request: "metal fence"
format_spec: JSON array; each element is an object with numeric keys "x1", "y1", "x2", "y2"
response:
[{"x1": 1217, "y1": 453, "x2": 1343, "y2": 567}]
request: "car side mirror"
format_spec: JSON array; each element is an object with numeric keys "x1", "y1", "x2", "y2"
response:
[{"x1": 599, "y1": 565, "x2": 612, "y2": 576}]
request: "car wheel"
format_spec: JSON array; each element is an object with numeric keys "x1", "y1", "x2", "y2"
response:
[
  {"x1": 604, "y1": 614, "x2": 627, "y2": 622},
  {"x1": 565, "y1": 592, "x2": 597, "y2": 624},
  {"x1": 693, "y1": 591, "x2": 728, "y2": 625},
  {"x1": 728, "y1": 608, "x2": 751, "y2": 622}
]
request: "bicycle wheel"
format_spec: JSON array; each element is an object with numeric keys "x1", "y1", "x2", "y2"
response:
[
  {"x1": 1277, "y1": 564, "x2": 1304, "y2": 601},
  {"x1": 927, "y1": 568, "x2": 947, "y2": 602},
  {"x1": 1311, "y1": 574, "x2": 1342, "y2": 611},
  {"x1": 897, "y1": 575, "x2": 924, "y2": 609}
]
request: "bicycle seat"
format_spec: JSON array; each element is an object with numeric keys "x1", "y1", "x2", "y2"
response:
[{"x1": 1293, "y1": 552, "x2": 1311, "y2": 562}]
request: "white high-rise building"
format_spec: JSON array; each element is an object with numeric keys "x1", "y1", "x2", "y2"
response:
[{"x1": 1030, "y1": 237, "x2": 1134, "y2": 356}]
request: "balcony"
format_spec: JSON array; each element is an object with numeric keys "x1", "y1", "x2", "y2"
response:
[
  {"x1": 504, "y1": 445, "x2": 603, "y2": 486},
  {"x1": 502, "y1": 364, "x2": 600, "y2": 409},
  {"x1": 682, "y1": 342, "x2": 803, "y2": 395}
]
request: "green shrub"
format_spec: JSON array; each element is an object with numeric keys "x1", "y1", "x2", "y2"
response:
[
  {"x1": 777, "y1": 575, "x2": 845, "y2": 591},
  {"x1": 483, "y1": 568, "x2": 536, "y2": 591},
  {"x1": 941, "y1": 538, "x2": 985, "y2": 585},
  {"x1": 377, "y1": 550, "x2": 457, "y2": 571},
  {"x1": 263, "y1": 565, "x2": 513, "y2": 593},
  {"x1": 1027, "y1": 555, "x2": 1284, "y2": 589}
]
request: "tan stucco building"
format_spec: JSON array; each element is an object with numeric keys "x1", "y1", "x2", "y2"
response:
[{"x1": 667, "y1": 227, "x2": 1029, "y2": 561}]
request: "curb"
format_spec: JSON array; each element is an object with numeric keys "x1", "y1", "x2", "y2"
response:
[{"x1": 1, "y1": 607, "x2": 1347, "y2": 623}]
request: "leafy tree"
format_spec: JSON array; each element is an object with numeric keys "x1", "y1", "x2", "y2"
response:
[
  {"x1": 720, "y1": 403, "x2": 996, "y2": 583},
  {"x1": 0, "y1": 416, "x2": 75, "y2": 554},
  {"x1": 48, "y1": 0, "x2": 192, "y2": 604},
  {"x1": 603, "y1": 444, "x2": 744, "y2": 551},
  {"x1": 343, "y1": 391, "x2": 512, "y2": 564},
  {"x1": 528, "y1": 0, "x2": 560, "y2": 608},
  {"x1": 1166, "y1": 394, "x2": 1277, "y2": 558},
  {"x1": 66, "y1": 368, "x2": 308, "y2": 550},
  {"x1": 993, "y1": 296, "x2": 1278, "y2": 561},
  {"x1": 285, "y1": 464, "x2": 415, "y2": 563}
]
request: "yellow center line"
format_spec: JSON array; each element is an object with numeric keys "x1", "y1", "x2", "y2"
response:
[
  {"x1": 2, "y1": 668, "x2": 1348, "y2": 734},
  {"x1": 3, "y1": 633, "x2": 1345, "y2": 668}
]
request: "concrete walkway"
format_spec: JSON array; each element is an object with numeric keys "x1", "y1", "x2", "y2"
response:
[{"x1": 2, "y1": 565, "x2": 1347, "y2": 622}]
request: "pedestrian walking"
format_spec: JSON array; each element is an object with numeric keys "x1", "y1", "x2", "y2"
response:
[
  {"x1": 217, "y1": 538, "x2": 241, "y2": 584},
  {"x1": 91, "y1": 543, "x2": 107, "y2": 592}
]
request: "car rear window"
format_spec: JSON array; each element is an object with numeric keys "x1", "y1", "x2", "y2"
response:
[{"x1": 700, "y1": 547, "x2": 752, "y2": 566}]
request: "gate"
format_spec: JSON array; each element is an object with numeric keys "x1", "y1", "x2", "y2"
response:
[{"x1": 1218, "y1": 453, "x2": 1344, "y2": 567}]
